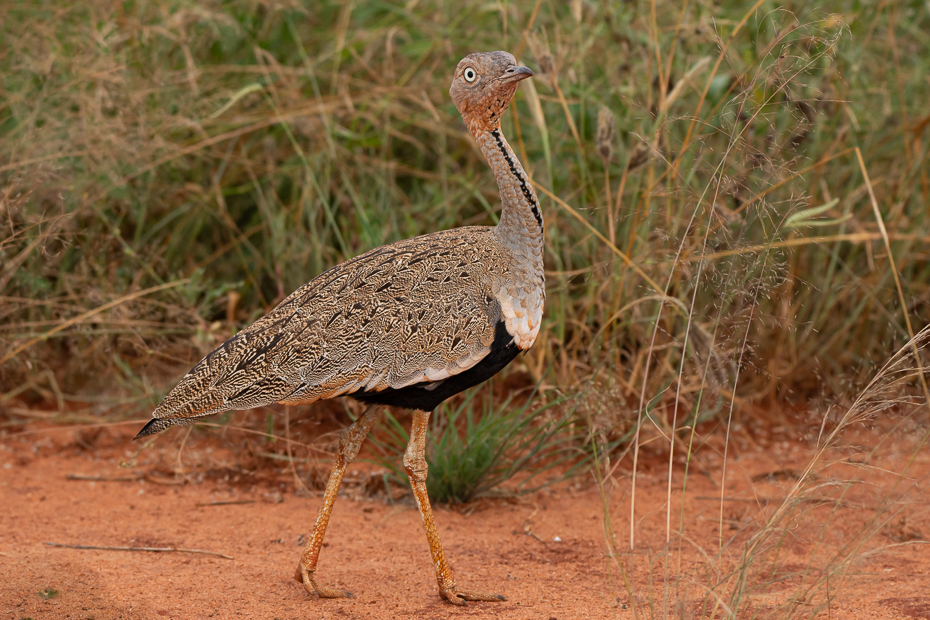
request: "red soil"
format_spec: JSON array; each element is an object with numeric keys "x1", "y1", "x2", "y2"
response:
[{"x1": 2, "y1": 416, "x2": 929, "y2": 619}]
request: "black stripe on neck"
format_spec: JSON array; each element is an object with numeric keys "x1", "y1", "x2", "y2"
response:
[{"x1": 490, "y1": 129, "x2": 543, "y2": 231}]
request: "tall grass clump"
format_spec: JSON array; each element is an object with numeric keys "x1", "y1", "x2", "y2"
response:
[
  {"x1": 598, "y1": 325, "x2": 930, "y2": 619},
  {"x1": 370, "y1": 383, "x2": 590, "y2": 504},
  {"x1": 710, "y1": 326, "x2": 930, "y2": 619}
]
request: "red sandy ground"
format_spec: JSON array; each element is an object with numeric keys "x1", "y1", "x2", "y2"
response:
[{"x1": 2, "y1": 415, "x2": 929, "y2": 620}]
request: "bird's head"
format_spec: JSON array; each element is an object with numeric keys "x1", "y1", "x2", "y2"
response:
[{"x1": 450, "y1": 51, "x2": 534, "y2": 133}]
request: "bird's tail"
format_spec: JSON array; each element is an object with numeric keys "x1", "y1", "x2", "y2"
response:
[{"x1": 134, "y1": 416, "x2": 179, "y2": 439}]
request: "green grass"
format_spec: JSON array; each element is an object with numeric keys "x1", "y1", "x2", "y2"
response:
[{"x1": 369, "y1": 379, "x2": 590, "y2": 504}]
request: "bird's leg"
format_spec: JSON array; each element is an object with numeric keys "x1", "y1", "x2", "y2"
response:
[
  {"x1": 295, "y1": 403, "x2": 384, "y2": 599},
  {"x1": 403, "y1": 409, "x2": 506, "y2": 606}
]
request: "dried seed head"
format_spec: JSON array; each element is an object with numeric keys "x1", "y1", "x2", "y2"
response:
[
  {"x1": 537, "y1": 51, "x2": 555, "y2": 77},
  {"x1": 626, "y1": 142, "x2": 651, "y2": 171},
  {"x1": 527, "y1": 34, "x2": 555, "y2": 78},
  {"x1": 596, "y1": 107, "x2": 615, "y2": 163}
]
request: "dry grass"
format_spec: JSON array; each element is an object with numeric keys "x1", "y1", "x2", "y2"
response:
[{"x1": 2, "y1": 0, "x2": 928, "y2": 411}]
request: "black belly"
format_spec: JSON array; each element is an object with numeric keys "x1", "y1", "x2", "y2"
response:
[{"x1": 351, "y1": 320, "x2": 519, "y2": 412}]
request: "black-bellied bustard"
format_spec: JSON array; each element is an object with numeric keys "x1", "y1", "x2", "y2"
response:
[{"x1": 138, "y1": 50, "x2": 544, "y2": 606}]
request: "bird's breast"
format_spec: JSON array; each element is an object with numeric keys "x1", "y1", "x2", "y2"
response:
[{"x1": 495, "y1": 281, "x2": 544, "y2": 351}]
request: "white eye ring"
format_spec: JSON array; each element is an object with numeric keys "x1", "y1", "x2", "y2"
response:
[{"x1": 463, "y1": 67, "x2": 477, "y2": 83}]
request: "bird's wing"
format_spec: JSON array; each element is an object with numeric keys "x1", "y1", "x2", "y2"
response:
[{"x1": 147, "y1": 228, "x2": 505, "y2": 426}]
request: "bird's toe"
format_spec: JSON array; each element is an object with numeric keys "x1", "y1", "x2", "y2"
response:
[
  {"x1": 316, "y1": 587, "x2": 354, "y2": 599},
  {"x1": 295, "y1": 563, "x2": 353, "y2": 599},
  {"x1": 457, "y1": 590, "x2": 507, "y2": 602},
  {"x1": 440, "y1": 586, "x2": 506, "y2": 605}
]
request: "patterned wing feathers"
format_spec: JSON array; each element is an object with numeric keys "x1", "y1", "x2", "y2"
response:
[{"x1": 142, "y1": 229, "x2": 506, "y2": 433}]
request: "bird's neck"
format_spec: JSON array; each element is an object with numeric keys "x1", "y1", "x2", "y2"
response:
[{"x1": 472, "y1": 124, "x2": 544, "y2": 255}]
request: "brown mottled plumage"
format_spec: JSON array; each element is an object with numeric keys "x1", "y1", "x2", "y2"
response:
[
  {"x1": 143, "y1": 229, "x2": 507, "y2": 428},
  {"x1": 137, "y1": 51, "x2": 543, "y2": 606}
]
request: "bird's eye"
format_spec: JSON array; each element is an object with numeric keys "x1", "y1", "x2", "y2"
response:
[{"x1": 463, "y1": 67, "x2": 477, "y2": 83}]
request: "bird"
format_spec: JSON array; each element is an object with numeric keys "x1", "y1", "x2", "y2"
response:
[{"x1": 136, "y1": 50, "x2": 544, "y2": 606}]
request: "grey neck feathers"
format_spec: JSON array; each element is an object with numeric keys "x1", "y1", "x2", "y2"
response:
[{"x1": 475, "y1": 126, "x2": 544, "y2": 251}]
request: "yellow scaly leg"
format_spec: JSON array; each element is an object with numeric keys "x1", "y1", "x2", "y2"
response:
[
  {"x1": 295, "y1": 404, "x2": 384, "y2": 598},
  {"x1": 403, "y1": 409, "x2": 506, "y2": 605}
]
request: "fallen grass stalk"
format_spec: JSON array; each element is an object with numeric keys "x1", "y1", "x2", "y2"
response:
[
  {"x1": 194, "y1": 500, "x2": 256, "y2": 507},
  {"x1": 66, "y1": 474, "x2": 144, "y2": 482},
  {"x1": 46, "y1": 542, "x2": 233, "y2": 560}
]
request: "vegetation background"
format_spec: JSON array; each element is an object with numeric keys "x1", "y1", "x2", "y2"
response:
[
  {"x1": 3, "y1": 0, "x2": 928, "y2": 413},
  {"x1": 2, "y1": 0, "x2": 929, "y2": 615}
]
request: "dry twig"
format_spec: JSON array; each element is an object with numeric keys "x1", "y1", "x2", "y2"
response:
[{"x1": 46, "y1": 542, "x2": 233, "y2": 560}]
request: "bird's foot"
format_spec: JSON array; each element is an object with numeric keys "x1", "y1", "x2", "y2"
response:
[
  {"x1": 439, "y1": 585, "x2": 507, "y2": 606},
  {"x1": 294, "y1": 563, "x2": 353, "y2": 600}
]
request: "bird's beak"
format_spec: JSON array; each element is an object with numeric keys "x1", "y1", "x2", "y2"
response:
[{"x1": 499, "y1": 65, "x2": 534, "y2": 84}]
